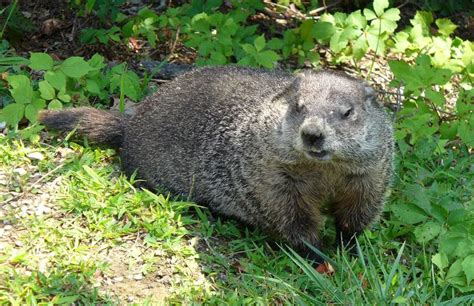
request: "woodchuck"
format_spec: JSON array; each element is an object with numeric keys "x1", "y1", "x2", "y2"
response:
[{"x1": 39, "y1": 66, "x2": 394, "y2": 263}]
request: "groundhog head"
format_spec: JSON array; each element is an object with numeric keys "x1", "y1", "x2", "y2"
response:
[{"x1": 275, "y1": 70, "x2": 389, "y2": 165}]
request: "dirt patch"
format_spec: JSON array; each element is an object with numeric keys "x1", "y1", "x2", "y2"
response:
[
  {"x1": 93, "y1": 233, "x2": 214, "y2": 302},
  {"x1": 96, "y1": 241, "x2": 171, "y2": 303}
]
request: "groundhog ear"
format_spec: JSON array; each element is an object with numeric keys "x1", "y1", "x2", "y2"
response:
[
  {"x1": 273, "y1": 78, "x2": 300, "y2": 104},
  {"x1": 364, "y1": 85, "x2": 375, "y2": 99},
  {"x1": 363, "y1": 84, "x2": 379, "y2": 108}
]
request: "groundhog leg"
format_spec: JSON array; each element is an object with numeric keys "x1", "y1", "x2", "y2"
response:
[
  {"x1": 265, "y1": 194, "x2": 324, "y2": 263},
  {"x1": 282, "y1": 215, "x2": 324, "y2": 263},
  {"x1": 332, "y1": 175, "x2": 385, "y2": 252}
]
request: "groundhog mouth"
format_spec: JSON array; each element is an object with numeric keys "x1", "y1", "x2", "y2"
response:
[{"x1": 305, "y1": 149, "x2": 332, "y2": 161}]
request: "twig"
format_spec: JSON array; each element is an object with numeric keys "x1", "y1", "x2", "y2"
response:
[
  {"x1": 393, "y1": 82, "x2": 403, "y2": 122},
  {"x1": 308, "y1": 1, "x2": 341, "y2": 16},
  {"x1": 169, "y1": 27, "x2": 180, "y2": 55},
  {"x1": 262, "y1": 7, "x2": 285, "y2": 19},
  {"x1": 396, "y1": 1, "x2": 410, "y2": 9},
  {"x1": 70, "y1": 14, "x2": 78, "y2": 48},
  {"x1": 153, "y1": 79, "x2": 170, "y2": 83},
  {"x1": 264, "y1": 0, "x2": 306, "y2": 19}
]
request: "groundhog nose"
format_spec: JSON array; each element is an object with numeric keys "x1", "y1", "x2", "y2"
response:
[{"x1": 301, "y1": 129, "x2": 325, "y2": 148}]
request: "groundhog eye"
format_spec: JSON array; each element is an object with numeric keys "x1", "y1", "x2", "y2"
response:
[{"x1": 343, "y1": 108, "x2": 353, "y2": 118}]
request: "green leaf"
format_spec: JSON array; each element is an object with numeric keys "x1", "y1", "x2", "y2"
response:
[
  {"x1": 256, "y1": 50, "x2": 280, "y2": 69},
  {"x1": 440, "y1": 121, "x2": 459, "y2": 141},
  {"x1": 57, "y1": 92, "x2": 71, "y2": 103},
  {"x1": 425, "y1": 89, "x2": 445, "y2": 107},
  {"x1": 61, "y1": 57, "x2": 91, "y2": 78},
  {"x1": 254, "y1": 35, "x2": 265, "y2": 52},
  {"x1": 409, "y1": 25, "x2": 432, "y2": 49},
  {"x1": 456, "y1": 89, "x2": 474, "y2": 116},
  {"x1": 373, "y1": 0, "x2": 388, "y2": 16},
  {"x1": 53, "y1": 295, "x2": 79, "y2": 304},
  {"x1": 237, "y1": 56, "x2": 253, "y2": 67},
  {"x1": 432, "y1": 252, "x2": 449, "y2": 270},
  {"x1": 38, "y1": 80, "x2": 56, "y2": 100},
  {"x1": 410, "y1": 11, "x2": 433, "y2": 34},
  {"x1": 45, "y1": 71, "x2": 66, "y2": 90},
  {"x1": 379, "y1": 18, "x2": 398, "y2": 33},
  {"x1": 347, "y1": 10, "x2": 367, "y2": 29},
  {"x1": 366, "y1": 31, "x2": 385, "y2": 54},
  {"x1": 405, "y1": 184, "x2": 431, "y2": 213},
  {"x1": 266, "y1": 38, "x2": 283, "y2": 50},
  {"x1": 431, "y1": 37, "x2": 452, "y2": 67},
  {"x1": 435, "y1": 18, "x2": 457, "y2": 37},
  {"x1": 209, "y1": 52, "x2": 227, "y2": 65},
  {"x1": 197, "y1": 41, "x2": 213, "y2": 57},
  {"x1": 299, "y1": 19, "x2": 315, "y2": 42},
  {"x1": 32, "y1": 98, "x2": 46, "y2": 110},
  {"x1": 340, "y1": 27, "x2": 360, "y2": 41},
  {"x1": 241, "y1": 43, "x2": 256, "y2": 55},
  {"x1": 86, "y1": 78, "x2": 101, "y2": 94},
  {"x1": 305, "y1": 51, "x2": 320, "y2": 66},
  {"x1": 19, "y1": 125, "x2": 43, "y2": 143},
  {"x1": 447, "y1": 259, "x2": 466, "y2": 287},
  {"x1": 462, "y1": 255, "x2": 474, "y2": 284},
  {"x1": 7, "y1": 75, "x2": 33, "y2": 104},
  {"x1": 333, "y1": 12, "x2": 347, "y2": 26},
  {"x1": 440, "y1": 232, "x2": 473, "y2": 259},
  {"x1": 458, "y1": 119, "x2": 474, "y2": 147},
  {"x1": 48, "y1": 99, "x2": 63, "y2": 110},
  {"x1": 414, "y1": 221, "x2": 442, "y2": 243},
  {"x1": 312, "y1": 22, "x2": 335, "y2": 41},
  {"x1": 389, "y1": 60, "x2": 423, "y2": 92},
  {"x1": 0, "y1": 103, "x2": 25, "y2": 126},
  {"x1": 29, "y1": 52, "x2": 54, "y2": 70},
  {"x1": 392, "y1": 32, "x2": 411, "y2": 53},
  {"x1": 392, "y1": 296, "x2": 407, "y2": 304},
  {"x1": 414, "y1": 55, "x2": 452, "y2": 86},
  {"x1": 120, "y1": 71, "x2": 142, "y2": 101},
  {"x1": 353, "y1": 35, "x2": 368, "y2": 60},
  {"x1": 390, "y1": 201, "x2": 428, "y2": 224},
  {"x1": 24, "y1": 104, "x2": 39, "y2": 122},
  {"x1": 88, "y1": 53, "x2": 106, "y2": 71},
  {"x1": 381, "y1": 8, "x2": 400, "y2": 22},
  {"x1": 0, "y1": 56, "x2": 29, "y2": 66},
  {"x1": 330, "y1": 31, "x2": 348, "y2": 53},
  {"x1": 363, "y1": 8, "x2": 377, "y2": 21},
  {"x1": 319, "y1": 13, "x2": 335, "y2": 24},
  {"x1": 222, "y1": 16, "x2": 238, "y2": 35}
]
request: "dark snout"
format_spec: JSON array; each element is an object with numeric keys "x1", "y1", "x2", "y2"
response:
[
  {"x1": 301, "y1": 126, "x2": 325, "y2": 149},
  {"x1": 300, "y1": 123, "x2": 332, "y2": 161}
]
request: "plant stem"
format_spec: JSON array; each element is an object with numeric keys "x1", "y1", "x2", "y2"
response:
[
  {"x1": 367, "y1": 17, "x2": 383, "y2": 81},
  {"x1": 0, "y1": 0, "x2": 18, "y2": 39}
]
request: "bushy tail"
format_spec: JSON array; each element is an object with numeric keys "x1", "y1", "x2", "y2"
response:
[{"x1": 38, "y1": 107, "x2": 125, "y2": 148}]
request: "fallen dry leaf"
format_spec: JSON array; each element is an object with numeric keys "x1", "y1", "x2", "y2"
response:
[
  {"x1": 128, "y1": 37, "x2": 142, "y2": 52},
  {"x1": 315, "y1": 262, "x2": 335, "y2": 276},
  {"x1": 41, "y1": 19, "x2": 63, "y2": 36},
  {"x1": 358, "y1": 272, "x2": 369, "y2": 289},
  {"x1": 231, "y1": 260, "x2": 245, "y2": 273}
]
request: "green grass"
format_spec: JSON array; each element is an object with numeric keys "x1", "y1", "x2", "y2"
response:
[{"x1": 0, "y1": 134, "x2": 472, "y2": 304}]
